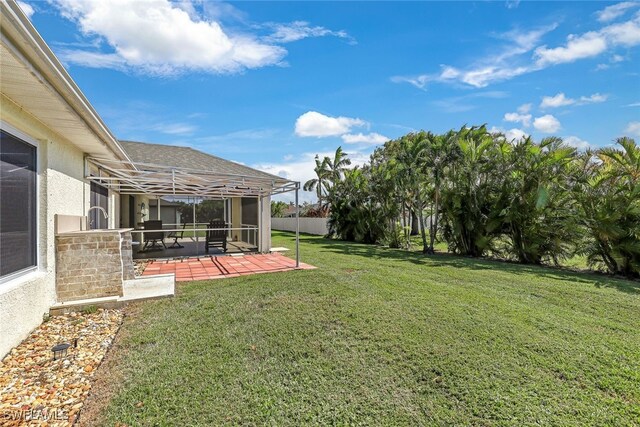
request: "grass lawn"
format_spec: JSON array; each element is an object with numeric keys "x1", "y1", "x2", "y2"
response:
[{"x1": 94, "y1": 232, "x2": 639, "y2": 426}]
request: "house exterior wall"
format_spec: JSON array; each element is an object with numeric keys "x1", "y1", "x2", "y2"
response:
[
  {"x1": 0, "y1": 96, "x2": 119, "y2": 357},
  {"x1": 259, "y1": 196, "x2": 271, "y2": 252}
]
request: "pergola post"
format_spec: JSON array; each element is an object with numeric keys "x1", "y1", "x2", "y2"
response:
[
  {"x1": 157, "y1": 196, "x2": 161, "y2": 220},
  {"x1": 295, "y1": 184, "x2": 300, "y2": 268}
]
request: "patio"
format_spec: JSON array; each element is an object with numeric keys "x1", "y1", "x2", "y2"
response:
[
  {"x1": 132, "y1": 237, "x2": 257, "y2": 260},
  {"x1": 86, "y1": 141, "x2": 303, "y2": 266},
  {"x1": 141, "y1": 252, "x2": 316, "y2": 282}
]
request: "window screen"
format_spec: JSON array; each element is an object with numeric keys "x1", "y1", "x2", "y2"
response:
[
  {"x1": 89, "y1": 182, "x2": 109, "y2": 229},
  {"x1": 241, "y1": 198, "x2": 258, "y2": 225},
  {"x1": 0, "y1": 130, "x2": 37, "y2": 278}
]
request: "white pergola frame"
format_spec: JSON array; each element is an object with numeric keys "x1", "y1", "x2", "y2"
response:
[{"x1": 85, "y1": 156, "x2": 301, "y2": 267}]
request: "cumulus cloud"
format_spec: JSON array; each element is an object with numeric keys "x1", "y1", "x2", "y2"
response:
[
  {"x1": 504, "y1": 112, "x2": 532, "y2": 127},
  {"x1": 540, "y1": 93, "x2": 574, "y2": 108},
  {"x1": 50, "y1": 0, "x2": 287, "y2": 75},
  {"x1": 263, "y1": 21, "x2": 354, "y2": 44},
  {"x1": 535, "y1": 13, "x2": 640, "y2": 66},
  {"x1": 533, "y1": 115, "x2": 561, "y2": 133},
  {"x1": 341, "y1": 132, "x2": 389, "y2": 145},
  {"x1": 564, "y1": 136, "x2": 591, "y2": 151},
  {"x1": 17, "y1": 1, "x2": 34, "y2": 18},
  {"x1": 596, "y1": 2, "x2": 640, "y2": 22},
  {"x1": 490, "y1": 126, "x2": 529, "y2": 143},
  {"x1": 535, "y1": 31, "x2": 608, "y2": 66},
  {"x1": 294, "y1": 111, "x2": 366, "y2": 138},
  {"x1": 517, "y1": 103, "x2": 532, "y2": 114},
  {"x1": 625, "y1": 121, "x2": 640, "y2": 137},
  {"x1": 540, "y1": 92, "x2": 608, "y2": 108}
]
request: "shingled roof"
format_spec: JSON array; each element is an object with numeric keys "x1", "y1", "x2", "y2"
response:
[
  {"x1": 85, "y1": 140, "x2": 296, "y2": 197},
  {"x1": 119, "y1": 140, "x2": 287, "y2": 183}
]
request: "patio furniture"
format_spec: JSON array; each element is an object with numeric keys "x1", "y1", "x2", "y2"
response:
[
  {"x1": 206, "y1": 220, "x2": 227, "y2": 253},
  {"x1": 167, "y1": 223, "x2": 186, "y2": 248},
  {"x1": 142, "y1": 220, "x2": 166, "y2": 250}
]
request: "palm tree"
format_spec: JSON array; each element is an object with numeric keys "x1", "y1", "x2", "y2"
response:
[
  {"x1": 303, "y1": 155, "x2": 330, "y2": 207},
  {"x1": 326, "y1": 146, "x2": 352, "y2": 182},
  {"x1": 574, "y1": 137, "x2": 640, "y2": 276}
]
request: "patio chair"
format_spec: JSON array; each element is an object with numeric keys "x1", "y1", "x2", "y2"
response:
[
  {"x1": 206, "y1": 219, "x2": 227, "y2": 253},
  {"x1": 142, "y1": 220, "x2": 166, "y2": 250},
  {"x1": 167, "y1": 223, "x2": 186, "y2": 248}
]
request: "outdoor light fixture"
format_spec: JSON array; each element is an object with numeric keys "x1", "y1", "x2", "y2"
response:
[{"x1": 51, "y1": 343, "x2": 71, "y2": 360}]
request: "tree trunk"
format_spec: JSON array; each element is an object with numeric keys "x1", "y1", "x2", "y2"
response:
[
  {"x1": 411, "y1": 210, "x2": 419, "y2": 235},
  {"x1": 431, "y1": 187, "x2": 439, "y2": 252}
]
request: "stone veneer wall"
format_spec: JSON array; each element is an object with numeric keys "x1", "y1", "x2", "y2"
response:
[
  {"x1": 121, "y1": 231, "x2": 135, "y2": 280},
  {"x1": 55, "y1": 231, "x2": 134, "y2": 302}
]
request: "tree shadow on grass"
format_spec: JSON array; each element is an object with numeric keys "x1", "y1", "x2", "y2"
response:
[{"x1": 297, "y1": 235, "x2": 640, "y2": 295}]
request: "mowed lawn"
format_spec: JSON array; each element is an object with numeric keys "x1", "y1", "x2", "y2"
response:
[{"x1": 97, "y1": 232, "x2": 640, "y2": 426}]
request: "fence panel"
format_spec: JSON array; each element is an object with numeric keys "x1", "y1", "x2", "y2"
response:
[{"x1": 271, "y1": 217, "x2": 329, "y2": 236}]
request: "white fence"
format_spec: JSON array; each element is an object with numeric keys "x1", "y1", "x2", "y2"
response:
[{"x1": 271, "y1": 217, "x2": 329, "y2": 236}]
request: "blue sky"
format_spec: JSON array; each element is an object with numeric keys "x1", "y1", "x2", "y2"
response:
[{"x1": 18, "y1": 0, "x2": 640, "y2": 201}]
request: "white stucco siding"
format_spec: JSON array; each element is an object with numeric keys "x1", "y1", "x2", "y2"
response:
[
  {"x1": 259, "y1": 196, "x2": 271, "y2": 252},
  {"x1": 0, "y1": 95, "x2": 96, "y2": 357}
]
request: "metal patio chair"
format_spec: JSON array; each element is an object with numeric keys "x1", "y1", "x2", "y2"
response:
[{"x1": 206, "y1": 219, "x2": 227, "y2": 253}]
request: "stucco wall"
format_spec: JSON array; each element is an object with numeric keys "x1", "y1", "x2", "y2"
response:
[
  {"x1": 259, "y1": 196, "x2": 271, "y2": 252},
  {"x1": 0, "y1": 95, "x2": 119, "y2": 357}
]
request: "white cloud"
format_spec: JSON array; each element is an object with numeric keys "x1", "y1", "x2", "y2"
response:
[
  {"x1": 490, "y1": 126, "x2": 528, "y2": 143},
  {"x1": 535, "y1": 14, "x2": 640, "y2": 67},
  {"x1": 540, "y1": 92, "x2": 608, "y2": 108},
  {"x1": 263, "y1": 21, "x2": 354, "y2": 44},
  {"x1": 504, "y1": 112, "x2": 532, "y2": 127},
  {"x1": 517, "y1": 103, "x2": 532, "y2": 114},
  {"x1": 540, "y1": 93, "x2": 575, "y2": 108},
  {"x1": 295, "y1": 111, "x2": 366, "y2": 138},
  {"x1": 395, "y1": 10, "x2": 640, "y2": 89},
  {"x1": 255, "y1": 149, "x2": 371, "y2": 203},
  {"x1": 392, "y1": 24, "x2": 557, "y2": 88},
  {"x1": 533, "y1": 115, "x2": 561, "y2": 133},
  {"x1": 505, "y1": 0, "x2": 520, "y2": 10},
  {"x1": 601, "y1": 16, "x2": 640, "y2": 46},
  {"x1": 341, "y1": 132, "x2": 389, "y2": 145},
  {"x1": 150, "y1": 122, "x2": 197, "y2": 135},
  {"x1": 51, "y1": 0, "x2": 287, "y2": 75},
  {"x1": 579, "y1": 93, "x2": 608, "y2": 103},
  {"x1": 564, "y1": 136, "x2": 591, "y2": 151},
  {"x1": 625, "y1": 121, "x2": 640, "y2": 137},
  {"x1": 17, "y1": 1, "x2": 34, "y2": 18},
  {"x1": 596, "y1": 2, "x2": 640, "y2": 23},
  {"x1": 626, "y1": 102, "x2": 640, "y2": 107},
  {"x1": 535, "y1": 31, "x2": 608, "y2": 66},
  {"x1": 390, "y1": 74, "x2": 430, "y2": 90}
]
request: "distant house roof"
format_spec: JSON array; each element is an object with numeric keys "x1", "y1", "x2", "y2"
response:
[{"x1": 119, "y1": 140, "x2": 285, "y2": 183}]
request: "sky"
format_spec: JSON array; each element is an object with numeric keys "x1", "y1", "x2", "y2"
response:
[{"x1": 17, "y1": 0, "x2": 640, "y2": 202}]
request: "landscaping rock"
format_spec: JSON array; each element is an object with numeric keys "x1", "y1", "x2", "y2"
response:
[{"x1": 0, "y1": 309, "x2": 123, "y2": 426}]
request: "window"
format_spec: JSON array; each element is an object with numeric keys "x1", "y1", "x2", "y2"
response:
[{"x1": 0, "y1": 130, "x2": 37, "y2": 278}]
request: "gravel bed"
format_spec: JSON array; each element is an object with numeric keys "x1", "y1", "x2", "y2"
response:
[{"x1": 0, "y1": 309, "x2": 123, "y2": 426}]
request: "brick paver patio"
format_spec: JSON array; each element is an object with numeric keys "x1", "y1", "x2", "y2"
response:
[{"x1": 141, "y1": 252, "x2": 315, "y2": 282}]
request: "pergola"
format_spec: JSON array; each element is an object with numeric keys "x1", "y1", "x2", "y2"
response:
[{"x1": 84, "y1": 156, "x2": 302, "y2": 266}]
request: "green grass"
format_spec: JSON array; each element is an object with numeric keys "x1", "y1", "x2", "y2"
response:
[{"x1": 100, "y1": 232, "x2": 639, "y2": 426}]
